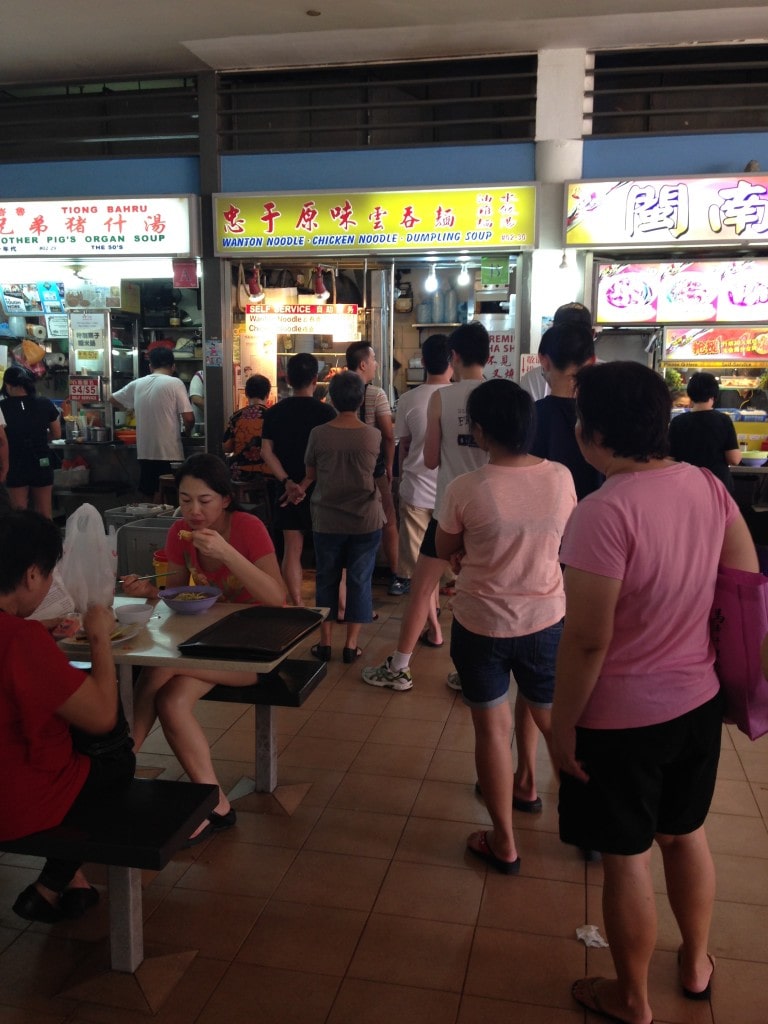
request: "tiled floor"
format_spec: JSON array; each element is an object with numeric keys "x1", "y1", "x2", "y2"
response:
[{"x1": 2, "y1": 579, "x2": 768, "y2": 1023}]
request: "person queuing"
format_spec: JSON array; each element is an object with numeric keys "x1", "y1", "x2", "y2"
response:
[
  {"x1": 122, "y1": 454, "x2": 285, "y2": 844},
  {"x1": 292, "y1": 371, "x2": 384, "y2": 663},
  {"x1": 362, "y1": 322, "x2": 490, "y2": 691},
  {"x1": 388, "y1": 333, "x2": 453, "y2": 644},
  {"x1": 551, "y1": 362, "x2": 757, "y2": 1024},
  {"x1": 261, "y1": 354, "x2": 336, "y2": 606},
  {"x1": 222, "y1": 374, "x2": 273, "y2": 480},
  {"x1": 110, "y1": 346, "x2": 195, "y2": 503},
  {"x1": 0, "y1": 365, "x2": 61, "y2": 519},
  {"x1": 435, "y1": 379, "x2": 576, "y2": 874}
]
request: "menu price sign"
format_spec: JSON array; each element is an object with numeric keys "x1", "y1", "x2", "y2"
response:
[
  {"x1": 70, "y1": 310, "x2": 108, "y2": 374},
  {"x1": 244, "y1": 304, "x2": 360, "y2": 343},
  {"x1": 69, "y1": 376, "x2": 102, "y2": 402}
]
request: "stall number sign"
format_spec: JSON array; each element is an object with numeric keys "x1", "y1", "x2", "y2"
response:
[{"x1": 69, "y1": 376, "x2": 101, "y2": 401}]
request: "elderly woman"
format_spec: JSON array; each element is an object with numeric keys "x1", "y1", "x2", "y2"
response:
[
  {"x1": 294, "y1": 371, "x2": 384, "y2": 663},
  {"x1": 552, "y1": 362, "x2": 757, "y2": 1024}
]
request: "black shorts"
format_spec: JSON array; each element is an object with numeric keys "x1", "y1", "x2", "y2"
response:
[
  {"x1": 558, "y1": 692, "x2": 723, "y2": 855},
  {"x1": 138, "y1": 459, "x2": 172, "y2": 498},
  {"x1": 273, "y1": 484, "x2": 313, "y2": 532},
  {"x1": 418, "y1": 517, "x2": 441, "y2": 559},
  {"x1": 6, "y1": 455, "x2": 54, "y2": 489}
]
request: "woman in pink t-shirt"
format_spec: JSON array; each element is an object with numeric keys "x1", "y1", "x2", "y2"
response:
[
  {"x1": 123, "y1": 454, "x2": 285, "y2": 843},
  {"x1": 436, "y1": 379, "x2": 576, "y2": 876},
  {"x1": 552, "y1": 363, "x2": 756, "y2": 1024}
]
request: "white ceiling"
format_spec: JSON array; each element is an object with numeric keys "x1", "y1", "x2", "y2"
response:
[{"x1": 1, "y1": 1, "x2": 767, "y2": 85}]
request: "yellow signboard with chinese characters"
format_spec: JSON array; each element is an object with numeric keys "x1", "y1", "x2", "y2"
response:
[
  {"x1": 565, "y1": 175, "x2": 768, "y2": 248},
  {"x1": 213, "y1": 186, "x2": 537, "y2": 256}
]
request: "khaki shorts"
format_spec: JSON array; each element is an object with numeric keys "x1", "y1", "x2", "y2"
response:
[{"x1": 397, "y1": 500, "x2": 433, "y2": 579}]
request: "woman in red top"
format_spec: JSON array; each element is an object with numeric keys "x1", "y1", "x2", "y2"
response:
[
  {"x1": 123, "y1": 454, "x2": 285, "y2": 843},
  {"x1": 1, "y1": 510, "x2": 134, "y2": 923}
]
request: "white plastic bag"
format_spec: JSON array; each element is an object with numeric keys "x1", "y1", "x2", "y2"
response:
[{"x1": 59, "y1": 503, "x2": 118, "y2": 612}]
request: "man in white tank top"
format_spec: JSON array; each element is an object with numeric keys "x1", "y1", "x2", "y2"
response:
[{"x1": 362, "y1": 323, "x2": 489, "y2": 691}]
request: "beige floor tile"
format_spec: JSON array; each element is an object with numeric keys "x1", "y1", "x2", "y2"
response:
[
  {"x1": 0, "y1": 1010, "x2": 68, "y2": 1024},
  {"x1": 328, "y1": 771, "x2": 421, "y2": 815},
  {"x1": 327, "y1": 978, "x2": 460, "y2": 1024},
  {"x1": 297, "y1": 708, "x2": 379, "y2": 742},
  {"x1": 394, "y1": 816, "x2": 495, "y2": 871},
  {"x1": 275, "y1": 764, "x2": 345, "y2": 806},
  {"x1": 717, "y1": 748, "x2": 749, "y2": 781},
  {"x1": 193, "y1": 701, "x2": 248, "y2": 730},
  {"x1": 425, "y1": 747, "x2": 477, "y2": 784},
  {"x1": 709, "y1": 955, "x2": 768, "y2": 1024},
  {"x1": 709, "y1": 851, "x2": 768, "y2": 905},
  {"x1": 380, "y1": 693, "x2": 453, "y2": 722},
  {"x1": 710, "y1": 777, "x2": 762, "y2": 816},
  {"x1": 368, "y1": 715, "x2": 445, "y2": 748},
  {"x1": 411, "y1": 779, "x2": 493, "y2": 825},
  {"x1": 278, "y1": 734, "x2": 364, "y2": 772},
  {"x1": 236, "y1": 899, "x2": 367, "y2": 975},
  {"x1": 478, "y1": 875, "x2": 586, "y2": 937},
  {"x1": 349, "y1": 913, "x2": 474, "y2": 992},
  {"x1": 273, "y1": 849, "x2": 389, "y2": 911},
  {"x1": 374, "y1": 860, "x2": 484, "y2": 924},
  {"x1": 196, "y1": 962, "x2": 340, "y2": 1024},
  {"x1": 465, "y1": 929, "x2": 585, "y2": 1007},
  {"x1": 305, "y1": 806, "x2": 407, "y2": 859},
  {"x1": 143, "y1": 889, "x2": 266, "y2": 958},
  {"x1": 217, "y1": 803, "x2": 323, "y2": 848},
  {"x1": 737, "y1": 748, "x2": 768, "y2": 785},
  {"x1": 457, "y1": 995, "x2": 583, "y2": 1024},
  {"x1": 351, "y1": 740, "x2": 434, "y2": 779},
  {"x1": 316, "y1": 685, "x2": 394, "y2": 716},
  {"x1": 0, "y1": 931, "x2": 94, "y2": 1014},
  {"x1": 175, "y1": 838, "x2": 296, "y2": 897},
  {"x1": 706, "y1": 812, "x2": 768, "y2": 858},
  {"x1": 209, "y1": 728, "x2": 256, "y2": 761}
]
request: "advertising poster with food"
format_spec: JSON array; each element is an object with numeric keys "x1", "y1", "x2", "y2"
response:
[
  {"x1": 596, "y1": 259, "x2": 768, "y2": 325},
  {"x1": 664, "y1": 326, "x2": 768, "y2": 362}
]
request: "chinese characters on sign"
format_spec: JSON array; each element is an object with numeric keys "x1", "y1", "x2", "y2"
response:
[
  {"x1": 214, "y1": 187, "x2": 537, "y2": 256},
  {"x1": 484, "y1": 331, "x2": 517, "y2": 381},
  {"x1": 0, "y1": 198, "x2": 194, "y2": 256},
  {"x1": 664, "y1": 327, "x2": 768, "y2": 362},
  {"x1": 566, "y1": 176, "x2": 768, "y2": 247},
  {"x1": 69, "y1": 311, "x2": 108, "y2": 375}
]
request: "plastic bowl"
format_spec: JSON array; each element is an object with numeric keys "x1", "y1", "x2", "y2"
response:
[
  {"x1": 115, "y1": 603, "x2": 154, "y2": 626},
  {"x1": 158, "y1": 585, "x2": 222, "y2": 614},
  {"x1": 740, "y1": 453, "x2": 766, "y2": 466}
]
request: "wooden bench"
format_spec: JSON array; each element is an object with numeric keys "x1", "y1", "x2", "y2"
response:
[
  {"x1": 201, "y1": 657, "x2": 327, "y2": 796},
  {"x1": 0, "y1": 778, "x2": 217, "y2": 975}
]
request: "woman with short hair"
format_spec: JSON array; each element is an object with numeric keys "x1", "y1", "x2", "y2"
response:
[{"x1": 553, "y1": 361, "x2": 757, "y2": 1024}]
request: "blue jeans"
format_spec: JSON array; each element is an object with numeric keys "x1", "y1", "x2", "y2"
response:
[
  {"x1": 313, "y1": 529, "x2": 381, "y2": 623},
  {"x1": 450, "y1": 616, "x2": 563, "y2": 710}
]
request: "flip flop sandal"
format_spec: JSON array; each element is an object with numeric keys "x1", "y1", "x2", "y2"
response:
[
  {"x1": 466, "y1": 830, "x2": 521, "y2": 875},
  {"x1": 571, "y1": 977, "x2": 654, "y2": 1024},
  {"x1": 419, "y1": 629, "x2": 444, "y2": 648}
]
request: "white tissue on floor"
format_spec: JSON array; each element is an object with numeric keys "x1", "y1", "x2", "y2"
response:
[{"x1": 576, "y1": 924, "x2": 609, "y2": 948}]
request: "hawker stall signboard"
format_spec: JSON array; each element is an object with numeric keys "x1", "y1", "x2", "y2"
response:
[
  {"x1": 664, "y1": 326, "x2": 768, "y2": 363},
  {"x1": 566, "y1": 175, "x2": 768, "y2": 248},
  {"x1": 213, "y1": 186, "x2": 537, "y2": 256},
  {"x1": 595, "y1": 259, "x2": 768, "y2": 325},
  {"x1": 0, "y1": 196, "x2": 198, "y2": 256}
]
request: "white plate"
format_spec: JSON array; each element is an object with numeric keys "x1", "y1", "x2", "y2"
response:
[{"x1": 58, "y1": 624, "x2": 142, "y2": 652}]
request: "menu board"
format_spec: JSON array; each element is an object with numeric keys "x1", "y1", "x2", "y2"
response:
[{"x1": 596, "y1": 259, "x2": 768, "y2": 325}]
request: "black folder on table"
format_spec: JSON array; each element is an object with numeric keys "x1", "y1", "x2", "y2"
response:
[{"x1": 177, "y1": 606, "x2": 323, "y2": 660}]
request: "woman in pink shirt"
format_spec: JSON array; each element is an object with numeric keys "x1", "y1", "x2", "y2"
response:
[
  {"x1": 436, "y1": 379, "x2": 576, "y2": 874},
  {"x1": 552, "y1": 363, "x2": 757, "y2": 1024}
]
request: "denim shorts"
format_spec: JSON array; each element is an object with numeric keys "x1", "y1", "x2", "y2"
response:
[
  {"x1": 450, "y1": 616, "x2": 563, "y2": 710},
  {"x1": 313, "y1": 529, "x2": 381, "y2": 623}
]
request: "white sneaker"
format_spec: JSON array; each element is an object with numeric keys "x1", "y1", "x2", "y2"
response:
[
  {"x1": 361, "y1": 657, "x2": 414, "y2": 691},
  {"x1": 446, "y1": 671, "x2": 462, "y2": 691}
]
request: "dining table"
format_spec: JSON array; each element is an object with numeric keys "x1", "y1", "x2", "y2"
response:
[{"x1": 65, "y1": 597, "x2": 327, "y2": 802}]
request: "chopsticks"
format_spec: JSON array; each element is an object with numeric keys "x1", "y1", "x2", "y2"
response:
[{"x1": 119, "y1": 571, "x2": 175, "y2": 584}]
